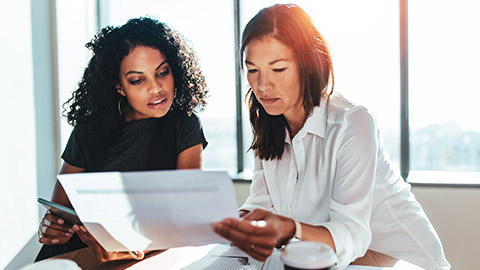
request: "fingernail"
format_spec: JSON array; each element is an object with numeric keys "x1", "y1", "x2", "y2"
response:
[
  {"x1": 80, "y1": 226, "x2": 87, "y2": 232},
  {"x1": 65, "y1": 233, "x2": 72, "y2": 237},
  {"x1": 57, "y1": 219, "x2": 64, "y2": 225},
  {"x1": 214, "y1": 223, "x2": 223, "y2": 231},
  {"x1": 69, "y1": 228, "x2": 75, "y2": 233},
  {"x1": 73, "y1": 224, "x2": 80, "y2": 231},
  {"x1": 52, "y1": 239, "x2": 59, "y2": 244}
]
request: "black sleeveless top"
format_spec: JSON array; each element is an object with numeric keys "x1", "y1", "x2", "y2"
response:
[{"x1": 35, "y1": 110, "x2": 207, "y2": 261}]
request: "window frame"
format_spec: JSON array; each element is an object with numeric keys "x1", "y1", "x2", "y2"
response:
[{"x1": 92, "y1": 0, "x2": 480, "y2": 186}]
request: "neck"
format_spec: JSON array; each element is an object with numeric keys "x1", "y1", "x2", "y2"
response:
[{"x1": 284, "y1": 110, "x2": 307, "y2": 139}]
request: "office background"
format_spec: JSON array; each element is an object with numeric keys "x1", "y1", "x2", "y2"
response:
[{"x1": 1, "y1": 0, "x2": 479, "y2": 269}]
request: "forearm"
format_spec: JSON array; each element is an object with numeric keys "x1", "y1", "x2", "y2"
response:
[
  {"x1": 276, "y1": 217, "x2": 335, "y2": 252},
  {"x1": 51, "y1": 181, "x2": 73, "y2": 208},
  {"x1": 52, "y1": 162, "x2": 86, "y2": 207},
  {"x1": 301, "y1": 224, "x2": 336, "y2": 252}
]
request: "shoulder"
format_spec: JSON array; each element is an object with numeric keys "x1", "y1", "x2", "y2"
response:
[
  {"x1": 174, "y1": 110, "x2": 202, "y2": 127},
  {"x1": 69, "y1": 124, "x2": 88, "y2": 142},
  {"x1": 326, "y1": 92, "x2": 376, "y2": 128}
]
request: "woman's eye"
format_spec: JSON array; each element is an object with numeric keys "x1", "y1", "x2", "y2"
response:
[
  {"x1": 247, "y1": 69, "x2": 258, "y2": 74},
  {"x1": 273, "y1": 68, "x2": 287, "y2": 73},
  {"x1": 129, "y1": 79, "x2": 143, "y2": 85},
  {"x1": 157, "y1": 68, "x2": 170, "y2": 77}
]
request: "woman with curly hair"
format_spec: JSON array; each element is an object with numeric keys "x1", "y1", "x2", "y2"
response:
[{"x1": 36, "y1": 17, "x2": 208, "y2": 262}]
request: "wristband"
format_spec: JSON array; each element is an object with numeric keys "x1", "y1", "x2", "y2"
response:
[
  {"x1": 292, "y1": 218, "x2": 302, "y2": 240},
  {"x1": 276, "y1": 218, "x2": 302, "y2": 251}
]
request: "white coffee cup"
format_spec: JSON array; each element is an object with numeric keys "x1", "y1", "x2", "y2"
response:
[{"x1": 281, "y1": 241, "x2": 338, "y2": 270}]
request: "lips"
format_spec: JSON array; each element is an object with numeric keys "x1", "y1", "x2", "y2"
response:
[
  {"x1": 148, "y1": 97, "x2": 166, "y2": 106},
  {"x1": 260, "y1": 97, "x2": 279, "y2": 105}
]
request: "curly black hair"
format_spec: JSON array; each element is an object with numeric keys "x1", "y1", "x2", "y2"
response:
[{"x1": 63, "y1": 17, "x2": 208, "y2": 141}]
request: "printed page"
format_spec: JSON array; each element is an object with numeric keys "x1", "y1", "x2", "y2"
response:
[{"x1": 58, "y1": 170, "x2": 238, "y2": 252}]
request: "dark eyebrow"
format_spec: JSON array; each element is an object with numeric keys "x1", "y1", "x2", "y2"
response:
[
  {"x1": 244, "y1": 59, "x2": 290, "y2": 66},
  {"x1": 124, "y1": 60, "x2": 168, "y2": 77},
  {"x1": 155, "y1": 60, "x2": 168, "y2": 71}
]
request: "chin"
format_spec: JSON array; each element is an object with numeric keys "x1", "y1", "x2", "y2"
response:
[
  {"x1": 152, "y1": 110, "x2": 169, "y2": 118},
  {"x1": 263, "y1": 107, "x2": 284, "y2": 116}
]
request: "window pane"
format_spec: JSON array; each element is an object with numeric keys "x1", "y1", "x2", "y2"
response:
[
  {"x1": 104, "y1": 0, "x2": 237, "y2": 171},
  {"x1": 56, "y1": 0, "x2": 97, "y2": 150},
  {"x1": 409, "y1": 0, "x2": 480, "y2": 172},
  {"x1": 240, "y1": 0, "x2": 401, "y2": 167}
]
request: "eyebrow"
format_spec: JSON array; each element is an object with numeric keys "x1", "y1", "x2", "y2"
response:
[
  {"x1": 124, "y1": 60, "x2": 168, "y2": 76},
  {"x1": 244, "y1": 58, "x2": 290, "y2": 66}
]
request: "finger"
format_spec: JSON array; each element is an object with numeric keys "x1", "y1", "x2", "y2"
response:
[
  {"x1": 40, "y1": 223, "x2": 73, "y2": 239},
  {"x1": 213, "y1": 220, "x2": 260, "y2": 242},
  {"x1": 39, "y1": 233, "x2": 71, "y2": 245},
  {"x1": 71, "y1": 226, "x2": 115, "y2": 262},
  {"x1": 74, "y1": 225, "x2": 93, "y2": 244},
  {"x1": 214, "y1": 221, "x2": 277, "y2": 249},
  {"x1": 241, "y1": 208, "x2": 270, "y2": 220},
  {"x1": 74, "y1": 225, "x2": 101, "y2": 247},
  {"x1": 218, "y1": 218, "x2": 274, "y2": 236},
  {"x1": 130, "y1": 250, "x2": 145, "y2": 260},
  {"x1": 44, "y1": 212, "x2": 66, "y2": 226},
  {"x1": 241, "y1": 243, "x2": 273, "y2": 261},
  {"x1": 43, "y1": 214, "x2": 75, "y2": 234},
  {"x1": 41, "y1": 219, "x2": 74, "y2": 234}
]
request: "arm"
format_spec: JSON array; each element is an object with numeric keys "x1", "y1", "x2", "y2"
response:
[
  {"x1": 239, "y1": 157, "x2": 274, "y2": 212},
  {"x1": 48, "y1": 163, "x2": 149, "y2": 261},
  {"x1": 176, "y1": 143, "x2": 203, "y2": 169},
  {"x1": 78, "y1": 142, "x2": 204, "y2": 261},
  {"x1": 215, "y1": 109, "x2": 378, "y2": 266},
  {"x1": 39, "y1": 162, "x2": 85, "y2": 245},
  {"x1": 51, "y1": 162, "x2": 86, "y2": 207},
  {"x1": 214, "y1": 209, "x2": 335, "y2": 261},
  {"x1": 314, "y1": 108, "x2": 378, "y2": 267},
  {"x1": 175, "y1": 112, "x2": 207, "y2": 170}
]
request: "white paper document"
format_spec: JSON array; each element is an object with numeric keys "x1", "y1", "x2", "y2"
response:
[{"x1": 57, "y1": 170, "x2": 238, "y2": 252}]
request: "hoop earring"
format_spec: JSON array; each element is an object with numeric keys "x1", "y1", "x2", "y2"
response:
[
  {"x1": 118, "y1": 97, "x2": 123, "y2": 116},
  {"x1": 174, "y1": 88, "x2": 177, "y2": 99}
]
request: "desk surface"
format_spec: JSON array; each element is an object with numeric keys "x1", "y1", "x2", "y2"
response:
[{"x1": 51, "y1": 245, "x2": 422, "y2": 270}]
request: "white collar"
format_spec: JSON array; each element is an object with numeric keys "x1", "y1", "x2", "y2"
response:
[{"x1": 284, "y1": 97, "x2": 329, "y2": 143}]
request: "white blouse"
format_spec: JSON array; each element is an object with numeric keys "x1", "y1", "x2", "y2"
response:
[{"x1": 240, "y1": 93, "x2": 450, "y2": 270}]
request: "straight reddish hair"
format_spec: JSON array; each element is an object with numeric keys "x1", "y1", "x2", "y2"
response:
[{"x1": 242, "y1": 4, "x2": 334, "y2": 160}]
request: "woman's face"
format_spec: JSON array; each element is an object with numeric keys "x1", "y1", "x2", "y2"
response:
[
  {"x1": 245, "y1": 37, "x2": 303, "y2": 121},
  {"x1": 117, "y1": 46, "x2": 175, "y2": 122}
]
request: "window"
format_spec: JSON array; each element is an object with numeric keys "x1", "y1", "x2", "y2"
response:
[
  {"x1": 103, "y1": 0, "x2": 237, "y2": 172},
  {"x1": 56, "y1": 1, "x2": 97, "y2": 151},
  {"x1": 56, "y1": 0, "x2": 479, "y2": 183},
  {"x1": 240, "y1": 0, "x2": 401, "y2": 169},
  {"x1": 408, "y1": 0, "x2": 480, "y2": 181}
]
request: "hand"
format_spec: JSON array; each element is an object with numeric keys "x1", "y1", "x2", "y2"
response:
[
  {"x1": 38, "y1": 211, "x2": 75, "y2": 245},
  {"x1": 73, "y1": 225, "x2": 145, "y2": 262},
  {"x1": 213, "y1": 209, "x2": 295, "y2": 261}
]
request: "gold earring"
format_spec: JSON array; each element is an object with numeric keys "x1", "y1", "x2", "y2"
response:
[{"x1": 118, "y1": 97, "x2": 123, "y2": 116}]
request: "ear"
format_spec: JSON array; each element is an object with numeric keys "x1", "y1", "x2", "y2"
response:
[{"x1": 116, "y1": 84, "x2": 126, "y2": 96}]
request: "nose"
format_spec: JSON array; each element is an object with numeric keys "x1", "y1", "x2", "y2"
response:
[
  {"x1": 147, "y1": 79, "x2": 162, "y2": 94},
  {"x1": 256, "y1": 71, "x2": 273, "y2": 92}
]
